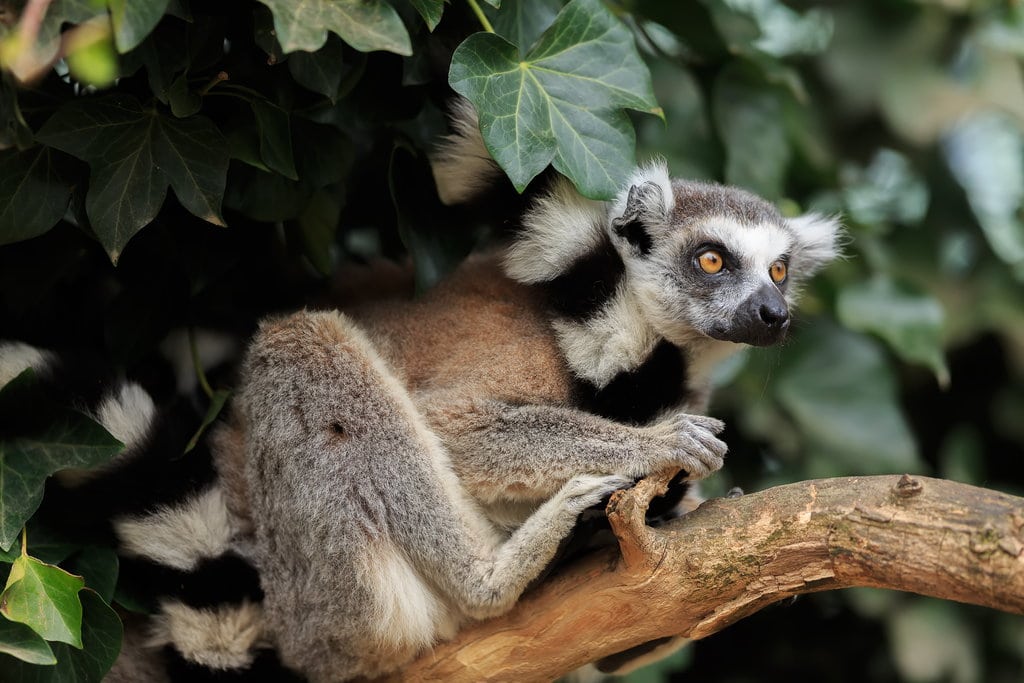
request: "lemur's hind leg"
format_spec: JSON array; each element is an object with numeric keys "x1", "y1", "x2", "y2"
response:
[{"x1": 236, "y1": 311, "x2": 630, "y2": 682}]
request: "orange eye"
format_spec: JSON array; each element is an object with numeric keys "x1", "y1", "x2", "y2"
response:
[
  {"x1": 697, "y1": 250, "x2": 724, "y2": 274},
  {"x1": 770, "y1": 260, "x2": 787, "y2": 284}
]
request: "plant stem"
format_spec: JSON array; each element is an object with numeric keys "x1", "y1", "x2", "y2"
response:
[
  {"x1": 188, "y1": 327, "x2": 215, "y2": 400},
  {"x1": 465, "y1": 0, "x2": 495, "y2": 33},
  {"x1": 198, "y1": 71, "x2": 230, "y2": 96},
  {"x1": 20, "y1": 528, "x2": 27, "y2": 556}
]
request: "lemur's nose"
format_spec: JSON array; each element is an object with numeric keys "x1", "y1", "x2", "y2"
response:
[{"x1": 758, "y1": 302, "x2": 790, "y2": 328}]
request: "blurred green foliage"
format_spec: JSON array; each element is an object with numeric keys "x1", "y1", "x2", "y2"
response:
[{"x1": 0, "y1": 0, "x2": 1022, "y2": 680}]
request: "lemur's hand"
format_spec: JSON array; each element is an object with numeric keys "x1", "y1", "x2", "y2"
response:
[
  {"x1": 556, "y1": 474, "x2": 636, "y2": 514},
  {"x1": 648, "y1": 413, "x2": 727, "y2": 481}
]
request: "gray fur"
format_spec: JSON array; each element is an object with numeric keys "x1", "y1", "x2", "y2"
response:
[
  {"x1": 421, "y1": 395, "x2": 725, "y2": 520},
  {"x1": 234, "y1": 311, "x2": 630, "y2": 682}
]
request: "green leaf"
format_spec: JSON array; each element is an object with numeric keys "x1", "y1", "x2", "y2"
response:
[
  {"x1": 1, "y1": 554, "x2": 85, "y2": 647},
  {"x1": 0, "y1": 371, "x2": 124, "y2": 551},
  {"x1": 297, "y1": 191, "x2": 340, "y2": 276},
  {"x1": 774, "y1": 322, "x2": 923, "y2": 476},
  {"x1": 711, "y1": 62, "x2": 791, "y2": 199},
  {"x1": 292, "y1": 118, "x2": 352, "y2": 188},
  {"x1": 410, "y1": 0, "x2": 444, "y2": 31},
  {"x1": 0, "y1": 522, "x2": 77, "y2": 567},
  {"x1": 483, "y1": 0, "x2": 500, "y2": 7},
  {"x1": 108, "y1": 0, "x2": 171, "y2": 53},
  {"x1": 707, "y1": 0, "x2": 833, "y2": 58},
  {"x1": 0, "y1": 590, "x2": 122, "y2": 682},
  {"x1": 0, "y1": 617, "x2": 55, "y2": 665},
  {"x1": 491, "y1": 0, "x2": 562, "y2": 56},
  {"x1": 62, "y1": 549, "x2": 118, "y2": 606},
  {"x1": 126, "y1": 22, "x2": 190, "y2": 104},
  {"x1": 226, "y1": 125, "x2": 270, "y2": 173},
  {"x1": 167, "y1": 73, "x2": 201, "y2": 118},
  {"x1": 36, "y1": 95, "x2": 229, "y2": 263},
  {"x1": 0, "y1": 147, "x2": 73, "y2": 246},
  {"x1": 888, "y1": 599, "x2": 980, "y2": 682},
  {"x1": 254, "y1": 0, "x2": 412, "y2": 55},
  {"x1": 287, "y1": 36, "x2": 345, "y2": 98},
  {"x1": 390, "y1": 142, "x2": 475, "y2": 292},
  {"x1": 837, "y1": 277, "x2": 949, "y2": 386},
  {"x1": 251, "y1": 101, "x2": 298, "y2": 180},
  {"x1": 841, "y1": 149, "x2": 929, "y2": 228},
  {"x1": 943, "y1": 112, "x2": 1024, "y2": 272},
  {"x1": 184, "y1": 389, "x2": 230, "y2": 454},
  {"x1": 253, "y1": 5, "x2": 285, "y2": 64},
  {"x1": 637, "y1": 62, "x2": 720, "y2": 180},
  {"x1": 0, "y1": 76, "x2": 33, "y2": 150},
  {"x1": 223, "y1": 164, "x2": 311, "y2": 222},
  {"x1": 450, "y1": 0, "x2": 659, "y2": 199}
]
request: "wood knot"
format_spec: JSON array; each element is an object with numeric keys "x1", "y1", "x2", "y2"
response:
[{"x1": 894, "y1": 474, "x2": 923, "y2": 498}]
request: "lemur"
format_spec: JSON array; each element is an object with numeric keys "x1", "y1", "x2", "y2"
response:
[{"x1": 0, "y1": 102, "x2": 840, "y2": 681}]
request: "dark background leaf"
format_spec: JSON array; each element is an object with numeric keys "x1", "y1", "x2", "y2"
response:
[
  {"x1": 0, "y1": 372, "x2": 124, "y2": 551},
  {"x1": 0, "y1": 590, "x2": 121, "y2": 682}
]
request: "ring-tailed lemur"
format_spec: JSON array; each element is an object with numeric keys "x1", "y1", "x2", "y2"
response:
[{"x1": 0, "y1": 102, "x2": 840, "y2": 681}]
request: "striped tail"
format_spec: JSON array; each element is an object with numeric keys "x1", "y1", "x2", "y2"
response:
[{"x1": 0, "y1": 341, "x2": 303, "y2": 682}]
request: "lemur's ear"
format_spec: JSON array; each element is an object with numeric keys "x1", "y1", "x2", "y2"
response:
[
  {"x1": 787, "y1": 213, "x2": 844, "y2": 278},
  {"x1": 610, "y1": 162, "x2": 674, "y2": 256}
]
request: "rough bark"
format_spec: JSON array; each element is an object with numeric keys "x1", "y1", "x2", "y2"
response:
[{"x1": 394, "y1": 474, "x2": 1024, "y2": 682}]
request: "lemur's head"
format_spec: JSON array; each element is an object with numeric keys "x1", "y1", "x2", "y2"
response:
[
  {"x1": 504, "y1": 163, "x2": 841, "y2": 349},
  {"x1": 606, "y1": 163, "x2": 841, "y2": 347}
]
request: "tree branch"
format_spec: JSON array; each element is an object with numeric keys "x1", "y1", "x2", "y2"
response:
[{"x1": 393, "y1": 475, "x2": 1024, "y2": 682}]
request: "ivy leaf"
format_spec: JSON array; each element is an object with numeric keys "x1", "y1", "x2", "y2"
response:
[
  {"x1": 0, "y1": 76, "x2": 33, "y2": 150},
  {"x1": 491, "y1": 0, "x2": 562, "y2": 58},
  {"x1": 706, "y1": 0, "x2": 833, "y2": 58},
  {"x1": 36, "y1": 95, "x2": 229, "y2": 264},
  {"x1": 0, "y1": 522, "x2": 77, "y2": 566},
  {"x1": 254, "y1": 0, "x2": 412, "y2": 56},
  {"x1": 841, "y1": 148, "x2": 929, "y2": 227},
  {"x1": 0, "y1": 147, "x2": 73, "y2": 247},
  {"x1": 251, "y1": 101, "x2": 298, "y2": 181},
  {"x1": 943, "y1": 112, "x2": 1024, "y2": 274},
  {"x1": 108, "y1": 0, "x2": 171, "y2": 53},
  {"x1": 483, "y1": 0, "x2": 500, "y2": 7},
  {"x1": 712, "y1": 62, "x2": 791, "y2": 199},
  {"x1": 775, "y1": 322, "x2": 923, "y2": 477},
  {"x1": 1, "y1": 553, "x2": 85, "y2": 647},
  {"x1": 63, "y1": 548, "x2": 119, "y2": 606},
  {"x1": 287, "y1": 36, "x2": 345, "y2": 99},
  {"x1": 297, "y1": 191, "x2": 340, "y2": 276},
  {"x1": 389, "y1": 142, "x2": 475, "y2": 292},
  {"x1": 837, "y1": 277, "x2": 949, "y2": 387},
  {"x1": 0, "y1": 370, "x2": 124, "y2": 552},
  {"x1": 0, "y1": 616, "x2": 55, "y2": 665},
  {"x1": 637, "y1": 63, "x2": 720, "y2": 180},
  {"x1": 167, "y1": 73, "x2": 202, "y2": 118},
  {"x1": 449, "y1": 0, "x2": 660, "y2": 199},
  {"x1": 292, "y1": 119, "x2": 352, "y2": 188},
  {"x1": 223, "y1": 164, "x2": 311, "y2": 222},
  {"x1": 409, "y1": 0, "x2": 444, "y2": 31},
  {"x1": 0, "y1": 590, "x2": 121, "y2": 682}
]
